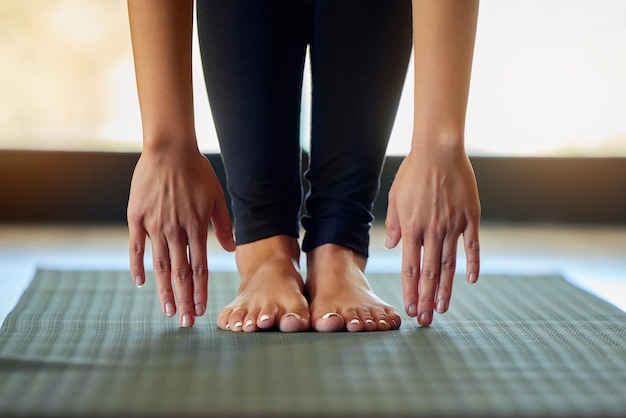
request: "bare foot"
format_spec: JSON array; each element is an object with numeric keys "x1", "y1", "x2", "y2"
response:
[
  {"x1": 217, "y1": 235, "x2": 310, "y2": 332},
  {"x1": 306, "y1": 244, "x2": 401, "y2": 332}
]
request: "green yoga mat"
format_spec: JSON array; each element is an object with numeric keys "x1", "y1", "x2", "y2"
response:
[{"x1": 1, "y1": 270, "x2": 625, "y2": 417}]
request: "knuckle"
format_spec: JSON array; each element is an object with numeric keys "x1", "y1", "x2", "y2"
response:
[
  {"x1": 165, "y1": 224, "x2": 185, "y2": 243},
  {"x1": 158, "y1": 285, "x2": 173, "y2": 299},
  {"x1": 421, "y1": 269, "x2": 438, "y2": 283},
  {"x1": 441, "y1": 257, "x2": 456, "y2": 271},
  {"x1": 188, "y1": 222, "x2": 207, "y2": 243},
  {"x1": 425, "y1": 228, "x2": 442, "y2": 243},
  {"x1": 129, "y1": 241, "x2": 143, "y2": 256},
  {"x1": 154, "y1": 258, "x2": 171, "y2": 273},
  {"x1": 173, "y1": 268, "x2": 191, "y2": 284},
  {"x1": 192, "y1": 264, "x2": 207, "y2": 279},
  {"x1": 466, "y1": 239, "x2": 480, "y2": 251},
  {"x1": 402, "y1": 265, "x2": 419, "y2": 279}
]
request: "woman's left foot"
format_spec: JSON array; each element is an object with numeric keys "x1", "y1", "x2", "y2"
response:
[{"x1": 305, "y1": 244, "x2": 401, "y2": 332}]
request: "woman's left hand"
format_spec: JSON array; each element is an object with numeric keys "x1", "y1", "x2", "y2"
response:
[{"x1": 385, "y1": 145, "x2": 481, "y2": 327}]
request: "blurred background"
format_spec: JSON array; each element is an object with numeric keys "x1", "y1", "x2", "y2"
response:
[{"x1": 2, "y1": 0, "x2": 626, "y2": 156}]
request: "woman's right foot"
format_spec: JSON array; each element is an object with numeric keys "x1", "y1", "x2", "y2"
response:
[{"x1": 216, "y1": 235, "x2": 310, "y2": 332}]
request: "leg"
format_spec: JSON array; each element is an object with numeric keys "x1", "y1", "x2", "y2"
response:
[
  {"x1": 304, "y1": 0, "x2": 413, "y2": 331},
  {"x1": 197, "y1": 0, "x2": 311, "y2": 332}
]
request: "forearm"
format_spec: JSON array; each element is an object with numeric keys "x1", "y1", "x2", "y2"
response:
[
  {"x1": 128, "y1": 0, "x2": 196, "y2": 152},
  {"x1": 411, "y1": 0, "x2": 479, "y2": 151}
]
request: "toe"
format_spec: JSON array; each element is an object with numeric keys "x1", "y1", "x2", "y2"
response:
[
  {"x1": 256, "y1": 305, "x2": 278, "y2": 330},
  {"x1": 217, "y1": 308, "x2": 233, "y2": 330},
  {"x1": 313, "y1": 311, "x2": 344, "y2": 332},
  {"x1": 243, "y1": 308, "x2": 261, "y2": 332},
  {"x1": 279, "y1": 311, "x2": 310, "y2": 332},
  {"x1": 386, "y1": 308, "x2": 402, "y2": 330},
  {"x1": 228, "y1": 309, "x2": 247, "y2": 332},
  {"x1": 345, "y1": 308, "x2": 365, "y2": 332}
]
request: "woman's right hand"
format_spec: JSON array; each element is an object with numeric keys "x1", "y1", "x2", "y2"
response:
[{"x1": 127, "y1": 145, "x2": 236, "y2": 327}]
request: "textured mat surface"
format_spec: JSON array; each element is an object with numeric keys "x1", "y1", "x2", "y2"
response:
[{"x1": 0, "y1": 269, "x2": 625, "y2": 417}]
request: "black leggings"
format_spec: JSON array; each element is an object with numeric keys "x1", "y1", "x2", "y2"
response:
[{"x1": 197, "y1": 0, "x2": 412, "y2": 257}]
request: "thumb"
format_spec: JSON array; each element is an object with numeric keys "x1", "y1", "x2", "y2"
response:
[
  {"x1": 211, "y1": 194, "x2": 236, "y2": 252},
  {"x1": 385, "y1": 201, "x2": 401, "y2": 249}
]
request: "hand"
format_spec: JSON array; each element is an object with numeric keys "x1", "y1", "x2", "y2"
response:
[
  {"x1": 127, "y1": 146, "x2": 236, "y2": 327},
  {"x1": 385, "y1": 145, "x2": 480, "y2": 327}
]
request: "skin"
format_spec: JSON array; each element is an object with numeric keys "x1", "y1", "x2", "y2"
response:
[
  {"x1": 127, "y1": 0, "x2": 480, "y2": 331},
  {"x1": 385, "y1": 0, "x2": 481, "y2": 327}
]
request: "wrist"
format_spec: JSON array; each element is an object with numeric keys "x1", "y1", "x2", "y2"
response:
[
  {"x1": 142, "y1": 131, "x2": 199, "y2": 155},
  {"x1": 410, "y1": 130, "x2": 466, "y2": 155}
]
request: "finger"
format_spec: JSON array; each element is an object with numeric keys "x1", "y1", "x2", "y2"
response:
[
  {"x1": 384, "y1": 199, "x2": 401, "y2": 249},
  {"x1": 128, "y1": 219, "x2": 146, "y2": 288},
  {"x1": 167, "y1": 226, "x2": 195, "y2": 327},
  {"x1": 463, "y1": 220, "x2": 480, "y2": 284},
  {"x1": 187, "y1": 222, "x2": 208, "y2": 317},
  {"x1": 435, "y1": 234, "x2": 459, "y2": 314},
  {"x1": 151, "y1": 236, "x2": 176, "y2": 318},
  {"x1": 401, "y1": 234, "x2": 421, "y2": 318},
  {"x1": 211, "y1": 191, "x2": 236, "y2": 252},
  {"x1": 417, "y1": 232, "x2": 443, "y2": 327}
]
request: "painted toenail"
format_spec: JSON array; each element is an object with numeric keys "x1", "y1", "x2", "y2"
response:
[
  {"x1": 284, "y1": 312, "x2": 302, "y2": 320},
  {"x1": 245, "y1": 320, "x2": 254, "y2": 328},
  {"x1": 322, "y1": 312, "x2": 340, "y2": 320},
  {"x1": 234, "y1": 321, "x2": 243, "y2": 329},
  {"x1": 365, "y1": 319, "x2": 375, "y2": 325},
  {"x1": 350, "y1": 319, "x2": 360, "y2": 325},
  {"x1": 260, "y1": 314, "x2": 271, "y2": 322}
]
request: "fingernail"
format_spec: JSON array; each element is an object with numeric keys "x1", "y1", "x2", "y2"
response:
[
  {"x1": 436, "y1": 299, "x2": 448, "y2": 314},
  {"x1": 245, "y1": 320, "x2": 254, "y2": 328},
  {"x1": 165, "y1": 302, "x2": 175, "y2": 317},
  {"x1": 407, "y1": 304, "x2": 417, "y2": 317},
  {"x1": 384, "y1": 235, "x2": 393, "y2": 249},
  {"x1": 260, "y1": 314, "x2": 271, "y2": 322},
  {"x1": 468, "y1": 273, "x2": 478, "y2": 284},
  {"x1": 419, "y1": 311, "x2": 431, "y2": 324},
  {"x1": 233, "y1": 321, "x2": 242, "y2": 329},
  {"x1": 182, "y1": 314, "x2": 192, "y2": 327},
  {"x1": 350, "y1": 318, "x2": 361, "y2": 325},
  {"x1": 284, "y1": 312, "x2": 302, "y2": 320},
  {"x1": 134, "y1": 276, "x2": 144, "y2": 288},
  {"x1": 322, "y1": 312, "x2": 340, "y2": 320},
  {"x1": 195, "y1": 303, "x2": 205, "y2": 317}
]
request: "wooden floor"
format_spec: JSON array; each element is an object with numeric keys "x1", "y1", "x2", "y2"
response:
[{"x1": 1, "y1": 223, "x2": 625, "y2": 325}]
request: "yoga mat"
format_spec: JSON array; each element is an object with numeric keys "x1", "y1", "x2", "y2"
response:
[{"x1": 0, "y1": 269, "x2": 625, "y2": 417}]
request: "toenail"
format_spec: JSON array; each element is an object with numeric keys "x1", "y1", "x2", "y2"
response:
[
  {"x1": 379, "y1": 319, "x2": 388, "y2": 325},
  {"x1": 260, "y1": 314, "x2": 271, "y2": 322},
  {"x1": 225, "y1": 323, "x2": 230, "y2": 329},
  {"x1": 234, "y1": 321, "x2": 243, "y2": 329},
  {"x1": 284, "y1": 312, "x2": 302, "y2": 320},
  {"x1": 350, "y1": 319, "x2": 360, "y2": 325},
  {"x1": 245, "y1": 320, "x2": 254, "y2": 328},
  {"x1": 322, "y1": 312, "x2": 340, "y2": 320},
  {"x1": 391, "y1": 319, "x2": 397, "y2": 327},
  {"x1": 365, "y1": 319, "x2": 375, "y2": 325}
]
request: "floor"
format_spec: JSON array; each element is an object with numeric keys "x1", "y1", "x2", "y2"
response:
[{"x1": 1, "y1": 223, "x2": 625, "y2": 326}]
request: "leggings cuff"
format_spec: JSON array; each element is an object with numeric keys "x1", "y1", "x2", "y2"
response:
[{"x1": 301, "y1": 219, "x2": 370, "y2": 257}]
